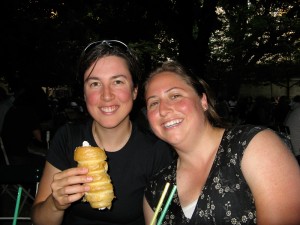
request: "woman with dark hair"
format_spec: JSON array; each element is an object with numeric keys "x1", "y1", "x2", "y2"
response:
[
  {"x1": 143, "y1": 60, "x2": 300, "y2": 225},
  {"x1": 31, "y1": 40, "x2": 174, "y2": 225}
]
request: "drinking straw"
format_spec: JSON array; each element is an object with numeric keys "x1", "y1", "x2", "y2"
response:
[
  {"x1": 12, "y1": 186, "x2": 23, "y2": 225},
  {"x1": 149, "y1": 182, "x2": 170, "y2": 225},
  {"x1": 156, "y1": 185, "x2": 177, "y2": 225}
]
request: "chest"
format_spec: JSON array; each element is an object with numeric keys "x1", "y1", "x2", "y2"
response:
[
  {"x1": 168, "y1": 162, "x2": 256, "y2": 224},
  {"x1": 176, "y1": 166, "x2": 211, "y2": 207}
]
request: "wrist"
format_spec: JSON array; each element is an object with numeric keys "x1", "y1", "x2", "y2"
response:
[{"x1": 50, "y1": 194, "x2": 69, "y2": 212}]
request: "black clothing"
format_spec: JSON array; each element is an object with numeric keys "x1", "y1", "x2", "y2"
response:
[
  {"x1": 145, "y1": 125, "x2": 266, "y2": 225},
  {"x1": 47, "y1": 119, "x2": 174, "y2": 225}
]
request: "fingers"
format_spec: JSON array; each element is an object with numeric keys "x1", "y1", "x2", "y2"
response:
[
  {"x1": 50, "y1": 167, "x2": 93, "y2": 211},
  {"x1": 54, "y1": 167, "x2": 89, "y2": 180},
  {"x1": 54, "y1": 167, "x2": 92, "y2": 187}
]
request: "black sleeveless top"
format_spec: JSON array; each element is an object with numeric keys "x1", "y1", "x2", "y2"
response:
[{"x1": 145, "y1": 125, "x2": 266, "y2": 225}]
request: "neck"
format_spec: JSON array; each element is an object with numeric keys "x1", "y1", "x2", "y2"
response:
[
  {"x1": 176, "y1": 127, "x2": 224, "y2": 169},
  {"x1": 92, "y1": 120, "x2": 132, "y2": 152}
]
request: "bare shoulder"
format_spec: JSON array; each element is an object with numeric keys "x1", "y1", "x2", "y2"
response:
[
  {"x1": 242, "y1": 128, "x2": 295, "y2": 167},
  {"x1": 241, "y1": 128, "x2": 298, "y2": 178},
  {"x1": 241, "y1": 128, "x2": 300, "y2": 224}
]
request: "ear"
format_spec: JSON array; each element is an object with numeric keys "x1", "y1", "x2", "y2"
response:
[
  {"x1": 201, "y1": 93, "x2": 208, "y2": 110},
  {"x1": 132, "y1": 87, "x2": 138, "y2": 100}
]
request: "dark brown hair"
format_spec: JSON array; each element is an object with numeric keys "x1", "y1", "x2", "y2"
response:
[
  {"x1": 144, "y1": 60, "x2": 228, "y2": 128},
  {"x1": 77, "y1": 40, "x2": 141, "y2": 89}
]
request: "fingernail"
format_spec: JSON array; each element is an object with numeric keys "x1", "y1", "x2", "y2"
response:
[
  {"x1": 86, "y1": 176, "x2": 93, "y2": 181},
  {"x1": 81, "y1": 167, "x2": 88, "y2": 172}
]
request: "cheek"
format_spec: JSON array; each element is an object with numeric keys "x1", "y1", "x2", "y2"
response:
[
  {"x1": 180, "y1": 100, "x2": 204, "y2": 122},
  {"x1": 117, "y1": 89, "x2": 133, "y2": 103},
  {"x1": 147, "y1": 110, "x2": 161, "y2": 132},
  {"x1": 85, "y1": 92, "x2": 99, "y2": 105},
  {"x1": 175, "y1": 99, "x2": 193, "y2": 113},
  {"x1": 147, "y1": 110, "x2": 155, "y2": 124}
]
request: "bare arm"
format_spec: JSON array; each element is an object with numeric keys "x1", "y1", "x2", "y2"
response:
[
  {"x1": 143, "y1": 196, "x2": 155, "y2": 225},
  {"x1": 31, "y1": 162, "x2": 92, "y2": 225},
  {"x1": 241, "y1": 129, "x2": 300, "y2": 225}
]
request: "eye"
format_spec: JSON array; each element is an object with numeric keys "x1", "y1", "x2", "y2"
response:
[
  {"x1": 171, "y1": 94, "x2": 181, "y2": 100},
  {"x1": 147, "y1": 100, "x2": 158, "y2": 109},
  {"x1": 90, "y1": 81, "x2": 101, "y2": 87},
  {"x1": 113, "y1": 79, "x2": 125, "y2": 85}
]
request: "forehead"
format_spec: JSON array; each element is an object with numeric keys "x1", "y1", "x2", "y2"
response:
[
  {"x1": 146, "y1": 71, "x2": 196, "y2": 98},
  {"x1": 147, "y1": 72, "x2": 188, "y2": 89},
  {"x1": 84, "y1": 55, "x2": 130, "y2": 79}
]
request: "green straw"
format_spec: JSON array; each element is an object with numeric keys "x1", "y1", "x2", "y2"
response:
[
  {"x1": 157, "y1": 185, "x2": 177, "y2": 225},
  {"x1": 149, "y1": 182, "x2": 170, "y2": 225},
  {"x1": 12, "y1": 186, "x2": 22, "y2": 225}
]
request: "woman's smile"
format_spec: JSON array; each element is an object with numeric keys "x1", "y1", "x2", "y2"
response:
[
  {"x1": 163, "y1": 119, "x2": 183, "y2": 129},
  {"x1": 100, "y1": 105, "x2": 119, "y2": 113}
]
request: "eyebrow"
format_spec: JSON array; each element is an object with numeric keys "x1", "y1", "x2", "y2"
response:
[
  {"x1": 146, "y1": 87, "x2": 181, "y2": 102},
  {"x1": 146, "y1": 95, "x2": 156, "y2": 103},
  {"x1": 84, "y1": 74, "x2": 128, "y2": 83},
  {"x1": 84, "y1": 76, "x2": 99, "y2": 83}
]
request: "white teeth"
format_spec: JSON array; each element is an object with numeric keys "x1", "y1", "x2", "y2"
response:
[
  {"x1": 101, "y1": 106, "x2": 117, "y2": 113},
  {"x1": 164, "y1": 119, "x2": 182, "y2": 128}
]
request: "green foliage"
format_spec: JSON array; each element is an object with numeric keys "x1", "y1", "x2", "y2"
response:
[
  {"x1": 209, "y1": 0, "x2": 300, "y2": 96},
  {"x1": 0, "y1": 0, "x2": 299, "y2": 97}
]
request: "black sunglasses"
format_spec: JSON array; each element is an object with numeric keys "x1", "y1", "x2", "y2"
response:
[{"x1": 83, "y1": 40, "x2": 133, "y2": 56}]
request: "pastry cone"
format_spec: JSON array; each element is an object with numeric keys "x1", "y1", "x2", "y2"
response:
[{"x1": 74, "y1": 141, "x2": 115, "y2": 209}]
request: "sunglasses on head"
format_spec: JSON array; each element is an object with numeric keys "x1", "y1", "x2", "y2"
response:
[{"x1": 83, "y1": 40, "x2": 133, "y2": 56}]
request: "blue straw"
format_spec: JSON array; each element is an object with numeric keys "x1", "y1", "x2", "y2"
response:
[
  {"x1": 156, "y1": 185, "x2": 177, "y2": 225},
  {"x1": 12, "y1": 186, "x2": 22, "y2": 225}
]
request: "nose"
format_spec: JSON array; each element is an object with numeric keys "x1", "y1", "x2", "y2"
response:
[
  {"x1": 101, "y1": 86, "x2": 114, "y2": 101},
  {"x1": 158, "y1": 100, "x2": 172, "y2": 117}
]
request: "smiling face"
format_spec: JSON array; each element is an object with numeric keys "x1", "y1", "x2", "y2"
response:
[
  {"x1": 145, "y1": 72, "x2": 208, "y2": 146},
  {"x1": 84, "y1": 55, "x2": 137, "y2": 128}
]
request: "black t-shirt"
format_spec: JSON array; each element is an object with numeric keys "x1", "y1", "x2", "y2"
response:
[{"x1": 47, "y1": 119, "x2": 174, "y2": 225}]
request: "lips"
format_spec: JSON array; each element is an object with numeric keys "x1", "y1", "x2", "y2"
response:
[
  {"x1": 163, "y1": 119, "x2": 183, "y2": 128},
  {"x1": 100, "y1": 105, "x2": 119, "y2": 113}
]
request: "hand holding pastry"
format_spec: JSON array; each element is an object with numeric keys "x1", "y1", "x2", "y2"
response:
[
  {"x1": 51, "y1": 167, "x2": 92, "y2": 211},
  {"x1": 74, "y1": 141, "x2": 115, "y2": 209}
]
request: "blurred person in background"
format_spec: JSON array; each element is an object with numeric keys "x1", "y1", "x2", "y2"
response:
[
  {"x1": 1, "y1": 75, "x2": 49, "y2": 166},
  {"x1": 0, "y1": 86, "x2": 14, "y2": 135},
  {"x1": 284, "y1": 95, "x2": 300, "y2": 165}
]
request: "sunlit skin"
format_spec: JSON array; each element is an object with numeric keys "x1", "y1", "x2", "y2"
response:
[
  {"x1": 84, "y1": 55, "x2": 137, "y2": 129},
  {"x1": 145, "y1": 72, "x2": 209, "y2": 150}
]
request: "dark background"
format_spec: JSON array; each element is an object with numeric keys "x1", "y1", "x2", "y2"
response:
[{"x1": 0, "y1": 0, "x2": 299, "y2": 99}]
